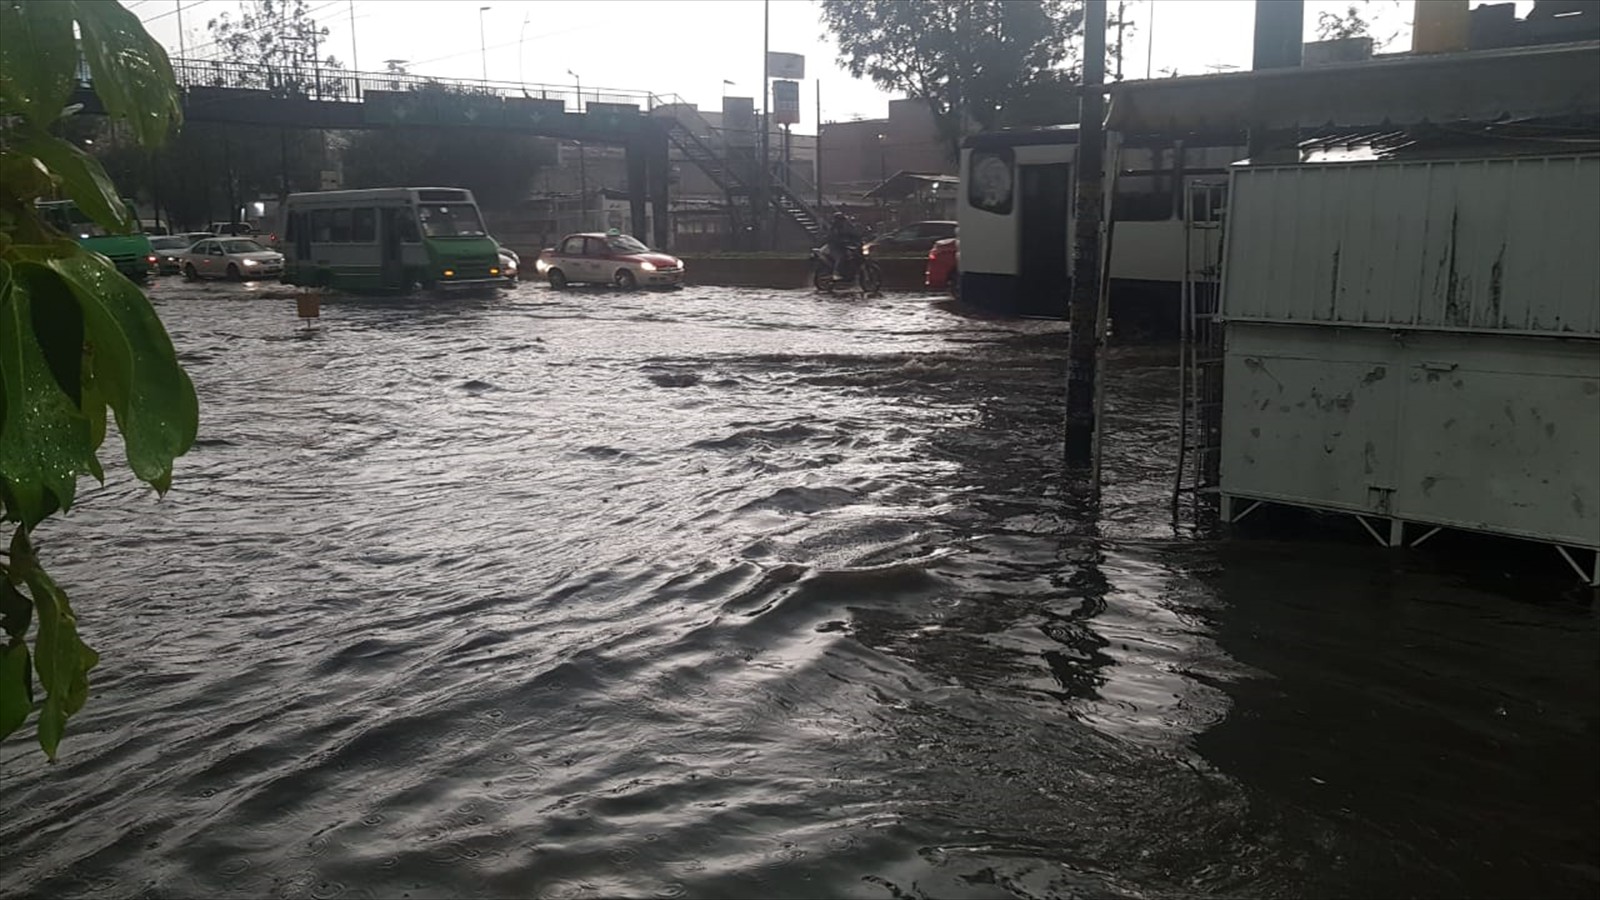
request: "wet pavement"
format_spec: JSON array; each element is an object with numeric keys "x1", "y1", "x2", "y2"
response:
[{"x1": 1, "y1": 276, "x2": 1595, "y2": 899}]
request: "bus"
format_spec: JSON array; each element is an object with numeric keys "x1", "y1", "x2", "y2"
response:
[
  {"x1": 279, "y1": 187, "x2": 505, "y2": 293},
  {"x1": 37, "y1": 198, "x2": 156, "y2": 283},
  {"x1": 958, "y1": 126, "x2": 1245, "y2": 337}
]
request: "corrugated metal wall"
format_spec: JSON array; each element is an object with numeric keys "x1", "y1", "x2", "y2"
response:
[{"x1": 1223, "y1": 155, "x2": 1600, "y2": 336}]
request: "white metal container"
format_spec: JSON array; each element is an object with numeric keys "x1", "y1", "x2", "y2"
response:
[{"x1": 1219, "y1": 154, "x2": 1600, "y2": 569}]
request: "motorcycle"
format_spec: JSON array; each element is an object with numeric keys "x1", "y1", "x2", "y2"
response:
[{"x1": 810, "y1": 240, "x2": 883, "y2": 294}]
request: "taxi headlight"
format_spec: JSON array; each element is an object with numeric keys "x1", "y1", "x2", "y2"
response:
[{"x1": 640, "y1": 261, "x2": 656, "y2": 272}]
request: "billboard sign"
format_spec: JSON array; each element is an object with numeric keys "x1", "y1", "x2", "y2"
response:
[
  {"x1": 766, "y1": 52, "x2": 805, "y2": 80},
  {"x1": 772, "y1": 80, "x2": 801, "y2": 125}
]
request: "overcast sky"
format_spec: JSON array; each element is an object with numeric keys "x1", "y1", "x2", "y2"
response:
[{"x1": 131, "y1": 0, "x2": 1536, "y2": 134}]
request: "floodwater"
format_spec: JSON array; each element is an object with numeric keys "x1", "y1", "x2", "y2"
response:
[{"x1": 1, "y1": 278, "x2": 1595, "y2": 900}]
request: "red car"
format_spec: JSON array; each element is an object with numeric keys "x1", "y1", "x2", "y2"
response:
[
  {"x1": 925, "y1": 237, "x2": 959, "y2": 298},
  {"x1": 535, "y1": 231, "x2": 684, "y2": 290}
]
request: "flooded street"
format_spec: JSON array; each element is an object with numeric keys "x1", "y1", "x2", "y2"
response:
[{"x1": 2, "y1": 278, "x2": 1595, "y2": 899}]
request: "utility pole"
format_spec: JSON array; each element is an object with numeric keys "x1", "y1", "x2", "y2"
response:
[
  {"x1": 348, "y1": 0, "x2": 359, "y2": 74},
  {"x1": 569, "y1": 70, "x2": 587, "y2": 231},
  {"x1": 815, "y1": 79, "x2": 822, "y2": 211},
  {"x1": 175, "y1": 0, "x2": 185, "y2": 57},
  {"x1": 760, "y1": 0, "x2": 771, "y2": 249},
  {"x1": 1064, "y1": 0, "x2": 1107, "y2": 466}
]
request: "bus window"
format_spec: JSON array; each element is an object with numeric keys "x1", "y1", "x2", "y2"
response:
[
  {"x1": 1112, "y1": 173, "x2": 1175, "y2": 221},
  {"x1": 352, "y1": 208, "x2": 376, "y2": 243},
  {"x1": 311, "y1": 209, "x2": 332, "y2": 242},
  {"x1": 418, "y1": 203, "x2": 486, "y2": 237},
  {"x1": 331, "y1": 209, "x2": 353, "y2": 242},
  {"x1": 285, "y1": 212, "x2": 298, "y2": 241}
]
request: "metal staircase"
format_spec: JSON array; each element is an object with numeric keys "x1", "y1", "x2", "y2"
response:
[
  {"x1": 655, "y1": 107, "x2": 832, "y2": 242},
  {"x1": 1173, "y1": 179, "x2": 1230, "y2": 523}
]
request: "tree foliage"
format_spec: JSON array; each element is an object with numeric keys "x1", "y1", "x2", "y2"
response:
[
  {"x1": 1317, "y1": 3, "x2": 1373, "y2": 41},
  {"x1": 819, "y1": 0, "x2": 1086, "y2": 154},
  {"x1": 0, "y1": 0, "x2": 199, "y2": 759},
  {"x1": 203, "y1": 0, "x2": 345, "y2": 97}
]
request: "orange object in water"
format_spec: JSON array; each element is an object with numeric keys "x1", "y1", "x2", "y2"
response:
[{"x1": 296, "y1": 292, "x2": 321, "y2": 319}]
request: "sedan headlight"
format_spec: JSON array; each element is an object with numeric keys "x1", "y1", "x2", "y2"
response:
[
  {"x1": 640, "y1": 261, "x2": 656, "y2": 272},
  {"x1": 242, "y1": 258, "x2": 259, "y2": 266}
]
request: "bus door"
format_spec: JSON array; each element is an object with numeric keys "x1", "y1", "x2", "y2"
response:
[{"x1": 380, "y1": 207, "x2": 405, "y2": 291}]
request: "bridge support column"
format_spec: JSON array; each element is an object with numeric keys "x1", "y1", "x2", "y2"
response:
[
  {"x1": 645, "y1": 129, "x2": 671, "y2": 251},
  {"x1": 626, "y1": 140, "x2": 648, "y2": 242}
]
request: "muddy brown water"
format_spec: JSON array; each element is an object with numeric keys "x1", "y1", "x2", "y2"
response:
[{"x1": 1, "y1": 278, "x2": 1594, "y2": 899}]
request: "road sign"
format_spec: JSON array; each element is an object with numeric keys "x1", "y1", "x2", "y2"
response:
[
  {"x1": 766, "y1": 52, "x2": 804, "y2": 80},
  {"x1": 772, "y1": 80, "x2": 800, "y2": 125}
]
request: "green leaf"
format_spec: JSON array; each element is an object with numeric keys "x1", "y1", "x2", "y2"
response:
[
  {"x1": 0, "y1": 578, "x2": 31, "y2": 642},
  {"x1": 0, "y1": 639, "x2": 32, "y2": 743},
  {"x1": 15, "y1": 134, "x2": 135, "y2": 236},
  {"x1": 0, "y1": 263, "x2": 99, "y2": 526},
  {"x1": 0, "y1": 0, "x2": 78, "y2": 128},
  {"x1": 43, "y1": 253, "x2": 197, "y2": 493},
  {"x1": 24, "y1": 555, "x2": 96, "y2": 761},
  {"x1": 30, "y1": 263, "x2": 85, "y2": 407},
  {"x1": 72, "y1": 0, "x2": 183, "y2": 148}
]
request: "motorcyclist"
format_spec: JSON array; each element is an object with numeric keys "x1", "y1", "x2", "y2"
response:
[{"x1": 825, "y1": 212, "x2": 861, "y2": 279}]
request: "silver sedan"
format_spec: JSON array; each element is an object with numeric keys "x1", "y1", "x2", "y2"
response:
[{"x1": 179, "y1": 237, "x2": 284, "y2": 281}]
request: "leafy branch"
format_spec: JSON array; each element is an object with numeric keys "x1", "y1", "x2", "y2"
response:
[{"x1": 0, "y1": 0, "x2": 198, "y2": 760}]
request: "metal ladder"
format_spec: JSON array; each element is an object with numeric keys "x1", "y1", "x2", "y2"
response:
[{"x1": 1173, "y1": 180, "x2": 1229, "y2": 519}]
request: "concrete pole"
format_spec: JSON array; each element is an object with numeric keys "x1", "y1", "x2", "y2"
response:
[
  {"x1": 760, "y1": 0, "x2": 771, "y2": 249},
  {"x1": 1064, "y1": 0, "x2": 1107, "y2": 466}
]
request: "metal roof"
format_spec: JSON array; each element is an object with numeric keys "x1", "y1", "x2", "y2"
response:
[
  {"x1": 861, "y1": 171, "x2": 959, "y2": 201},
  {"x1": 1105, "y1": 40, "x2": 1600, "y2": 134}
]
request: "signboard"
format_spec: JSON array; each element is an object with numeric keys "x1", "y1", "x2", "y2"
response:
[
  {"x1": 772, "y1": 80, "x2": 801, "y2": 125},
  {"x1": 723, "y1": 96, "x2": 756, "y2": 146},
  {"x1": 766, "y1": 51, "x2": 805, "y2": 80}
]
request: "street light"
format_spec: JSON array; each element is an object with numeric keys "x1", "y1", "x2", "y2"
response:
[
  {"x1": 722, "y1": 79, "x2": 735, "y2": 103},
  {"x1": 567, "y1": 68, "x2": 581, "y2": 113},
  {"x1": 478, "y1": 6, "x2": 491, "y2": 85}
]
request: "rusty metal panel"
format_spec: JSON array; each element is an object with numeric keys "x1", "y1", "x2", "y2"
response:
[
  {"x1": 1220, "y1": 324, "x2": 1600, "y2": 549},
  {"x1": 1222, "y1": 155, "x2": 1600, "y2": 338}
]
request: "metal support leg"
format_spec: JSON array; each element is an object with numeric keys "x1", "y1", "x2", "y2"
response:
[
  {"x1": 1222, "y1": 496, "x2": 1262, "y2": 524},
  {"x1": 1354, "y1": 515, "x2": 1389, "y2": 548},
  {"x1": 1554, "y1": 545, "x2": 1600, "y2": 588},
  {"x1": 1388, "y1": 517, "x2": 1405, "y2": 548},
  {"x1": 1409, "y1": 526, "x2": 1443, "y2": 548}
]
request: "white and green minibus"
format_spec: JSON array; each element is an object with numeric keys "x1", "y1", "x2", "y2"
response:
[{"x1": 279, "y1": 187, "x2": 504, "y2": 292}]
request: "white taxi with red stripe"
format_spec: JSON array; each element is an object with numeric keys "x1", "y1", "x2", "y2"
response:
[{"x1": 535, "y1": 231, "x2": 684, "y2": 290}]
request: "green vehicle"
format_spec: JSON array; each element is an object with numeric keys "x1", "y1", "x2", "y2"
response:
[
  {"x1": 37, "y1": 198, "x2": 156, "y2": 282},
  {"x1": 279, "y1": 187, "x2": 506, "y2": 293}
]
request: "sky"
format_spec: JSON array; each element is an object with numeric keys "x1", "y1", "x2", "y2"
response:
[{"x1": 129, "y1": 0, "x2": 1538, "y2": 134}]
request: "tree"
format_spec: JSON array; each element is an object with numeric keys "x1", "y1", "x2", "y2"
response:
[
  {"x1": 340, "y1": 83, "x2": 557, "y2": 211},
  {"x1": 820, "y1": 0, "x2": 1087, "y2": 156},
  {"x1": 203, "y1": 0, "x2": 345, "y2": 97},
  {"x1": 1317, "y1": 3, "x2": 1373, "y2": 41},
  {"x1": 0, "y1": 0, "x2": 198, "y2": 759}
]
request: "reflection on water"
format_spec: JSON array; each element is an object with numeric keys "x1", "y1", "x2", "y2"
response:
[{"x1": 2, "y1": 280, "x2": 1594, "y2": 899}]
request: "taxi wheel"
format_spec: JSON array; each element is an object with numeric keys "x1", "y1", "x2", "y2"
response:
[
  {"x1": 183, "y1": 264, "x2": 198, "y2": 281},
  {"x1": 614, "y1": 269, "x2": 637, "y2": 291},
  {"x1": 548, "y1": 268, "x2": 568, "y2": 290}
]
